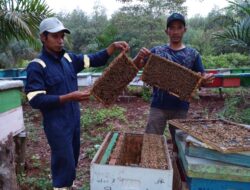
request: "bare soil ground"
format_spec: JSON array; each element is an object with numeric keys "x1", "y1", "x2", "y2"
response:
[{"x1": 19, "y1": 88, "x2": 225, "y2": 190}]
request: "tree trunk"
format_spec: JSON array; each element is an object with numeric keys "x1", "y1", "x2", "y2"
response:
[{"x1": 0, "y1": 134, "x2": 19, "y2": 190}]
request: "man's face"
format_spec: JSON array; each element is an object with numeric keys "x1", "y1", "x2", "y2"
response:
[
  {"x1": 165, "y1": 20, "x2": 186, "y2": 44},
  {"x1": 40, "y1": 31, "x2": 65, "y2": 53}
]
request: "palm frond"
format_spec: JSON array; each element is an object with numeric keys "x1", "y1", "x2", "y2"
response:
[
  {"x1": 0, "y1": 0, "x2": 53, "y2": 46},
  {"x1": 213, "y1": 16, "x2": 250, "y2": 51}
]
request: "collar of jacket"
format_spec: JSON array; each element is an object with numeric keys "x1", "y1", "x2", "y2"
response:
[{"x1": 41, "y1": 46, "x2": 66, "y2": 61}]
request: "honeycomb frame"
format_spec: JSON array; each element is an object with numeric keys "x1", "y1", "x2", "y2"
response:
[
  {"x1": 142, "y1": 54, "x2": 204, "y2": 101},
  {"x1": 91, "y1": 53, "x2": 139, "y2": 105}
]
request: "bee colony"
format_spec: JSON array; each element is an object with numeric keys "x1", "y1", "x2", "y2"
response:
[
  {"x1": 91, "y1": 132, "x2": 173, "y2": 190},
  {"x1": 142, "y1": 54, "x2": 203, "y2": 101},
  {"x1": 91, "y1": 53, "x2": 139, "y2": 105},
  {"x1": 169, "y1": 119, "x2": 250, "y2": 153}
]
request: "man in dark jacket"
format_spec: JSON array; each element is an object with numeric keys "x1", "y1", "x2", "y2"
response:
[
  {"x1": 25, "y1": 17, "x2": 129, "y2": 189},
  {"x1": 134, "y1": 13, "x2": 213, "y2": 135}
]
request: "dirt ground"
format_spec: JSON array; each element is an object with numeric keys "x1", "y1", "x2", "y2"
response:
[{"x1": 19, "y1": 88, "x2": 225, "y2": 190}]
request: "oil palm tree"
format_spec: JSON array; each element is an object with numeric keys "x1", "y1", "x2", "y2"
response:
[
  {"x1": 214, "y1": 0, "x2": 250, "y2": 53},
  {"x1": 0, "y1": 0, "x2": 53, "y2": 46}
]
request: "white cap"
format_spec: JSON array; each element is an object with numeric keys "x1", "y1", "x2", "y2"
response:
[{"x1": 39, "y1": 17, "x2": 70, "y2": 34}]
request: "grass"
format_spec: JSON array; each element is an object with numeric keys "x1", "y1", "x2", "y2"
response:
[
  {"x1": 218, "y1": 91, "x2": 250, "y2": 124},
  {"x1": 81, "y1": 105, "x2": 127, "y2": 129},
  {"x1": 18, "y1": 168, "x2": 52, "y2": 190}
]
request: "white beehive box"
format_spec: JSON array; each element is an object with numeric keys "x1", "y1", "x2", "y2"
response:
[{"x1": 91, "y1": 132, "x2": 173, "y2": 190}]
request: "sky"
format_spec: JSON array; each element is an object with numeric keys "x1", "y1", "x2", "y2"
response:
[{"x1": 45, "y1": 0, "x2": 229, "y2": 18}]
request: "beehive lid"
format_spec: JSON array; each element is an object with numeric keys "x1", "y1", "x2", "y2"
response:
[
  {"x1": 0, "y1": 80, "x2": 23, "y2": 90},
  {"x1": 169, "y1": 119, "x2": 250, "y2": 153}
]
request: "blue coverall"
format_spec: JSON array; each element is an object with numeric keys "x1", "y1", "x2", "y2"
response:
[{"x1": 25, "y1": 47, "x2": 110, "y2": 187}]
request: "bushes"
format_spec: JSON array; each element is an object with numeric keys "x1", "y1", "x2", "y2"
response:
[
  {"x1": 202, "y1": 53, "x2": 250, "y2": 69},
  {"x1": 218, "y1": 91, "x2": 250, "y2": 125}
]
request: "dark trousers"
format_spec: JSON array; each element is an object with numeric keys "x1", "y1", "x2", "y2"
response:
[
  {"x1": 145, "y1": 107, "x2": 187, "y2": 135},
  {"x1": 44, "y1": 123, "x2": 80, "y2": 188}
]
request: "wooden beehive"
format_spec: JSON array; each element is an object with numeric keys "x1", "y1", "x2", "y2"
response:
[
  {"x1": 169, "y1": 119, "x2": 250, "y2": 153},
  {"x1": 106, "y1": 133, "x2": 169, "y2": 169},
  {"x1": 91, "y1": 132, "x2": 173, "y2": 190},
  {"x1": 142, "y1": 54, "x2": 203, "y2": 101},
  {"x1": 91, "y1": 53, "x2": 139, "y2": 105}
]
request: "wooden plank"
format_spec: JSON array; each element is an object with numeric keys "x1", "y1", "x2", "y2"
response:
[
  {"x1": 100, "y1": 132, "x2": 119, "y2": 164},
  {"x1": 0, "y1": 89, "x2": 22, "y2": 113},
  {"x1": 175, "y1": 131, "x2": 250, "y2": 182},
  {"x1": 0, "y1": 107, "x2": 25, "y2": 143},
  {"x1": 187, "y1": 177, "x2": 250, "y2": 190}
]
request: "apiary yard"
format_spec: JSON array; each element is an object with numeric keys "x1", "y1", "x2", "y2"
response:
[{"x1": 19, "y1": 88, "x2": 227, "y2": 190}]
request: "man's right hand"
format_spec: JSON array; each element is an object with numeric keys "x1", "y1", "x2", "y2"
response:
[
  {"x1": 133, "y1": 47, "x2": 151, "y2": 69},
  {"x1": 60, "y1": 90, "x2": 90, "y2": 103}
]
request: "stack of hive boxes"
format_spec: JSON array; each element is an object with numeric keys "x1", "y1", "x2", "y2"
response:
[{"x1": 169, "y1": 119, "x2": 250, "y2": 190}]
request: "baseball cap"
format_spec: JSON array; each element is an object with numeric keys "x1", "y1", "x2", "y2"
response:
[
  {"x1": 39, "y1": 17, "x2": 70, "y2": 34},
  {"x1": 166, "y1": 13, "x2": 186, "y2": 28}
]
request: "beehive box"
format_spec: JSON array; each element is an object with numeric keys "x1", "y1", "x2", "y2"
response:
[
  {"x1": 91, "y1": 132, "x2": 173, "y2": 190},
  {"x1": 91, "y1": 53, "x2": 139, "y2": 105},
  {"x1": 240, "y1": 73, "x2": 250, "y2": 87},
  {"x1": 142, "y1": 54, "x2": 203, "y2": 101},
  {"x1": 169, "y1": 119, "x2": 250, "y2": 153},
  {"x1": 0, "y1": 80, "x2": 25, "y2": 143},
  {"x1": 205, "y1": 74, "x2": 223, "y2": 88},
  {"x1": 222, "y1": 74, "x2": 241, "y2": 87}
]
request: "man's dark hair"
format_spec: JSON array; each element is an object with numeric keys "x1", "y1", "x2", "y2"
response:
[{"x1": 43, "y1": 31, "x2": 49, "y2": 37}]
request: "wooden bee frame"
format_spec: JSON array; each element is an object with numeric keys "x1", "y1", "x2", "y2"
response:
[
  {"x1": 91, "y1": 53, "x2": 139, "y2": 105},
  {"x1": 169, "y1": 119, "x2": 250, "y2": 153},
  {"x1": 142, "y1": 54, "x2": 204, "y2": 101},
  {"x1": 140, "y1": 134, "x2": 169, "y2": 169}
]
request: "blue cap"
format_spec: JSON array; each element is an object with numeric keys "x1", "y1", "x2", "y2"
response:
[{"x1": 167, "y1": 13, "x2": 186, "y2": 28}]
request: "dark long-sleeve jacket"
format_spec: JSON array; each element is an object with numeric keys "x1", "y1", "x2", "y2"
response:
[{"x1": 25, "y1": 48, "x2": 109, "y2": 129}]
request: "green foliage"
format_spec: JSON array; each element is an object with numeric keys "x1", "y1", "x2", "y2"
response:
[
  {"x1": 85, "y1": 147, "x2": 98, "y2": 159},
  {"x1": 141, "y1": 86, "x2": 152, "y2": 102},
  {"x1": 218, "y1": 93, "x2": 250, "y2": 125},
  {"x1": 219, "y1": 96, "x2": 242, "y2": 121},
  {"x1": 241, "y1": 108, "x2": 250, "y2": 123},
  {"x1": 81, "y1": 106, "x2": 127, "y2": 128},
  {"x1": 31, "y1": 154, "x2": 41, "y2": 168},
  {"x1": 18, "y1": 153, "x2": 51, "y2": 189},
  {"x1": 213, "y1": 0, "x2": 250, "y2": 53},
  {"x1": 0, "y1": 0, "x2": 53, "y2": 46},
  {"x1": 18, "y1": 173, "x2": 52, "y2": 190},
  {"x1": 80, "y1": 182, "x2": 90, "y2": 190},
  {"x1": 0, "y1": 0, "x2": 52, "y2": 68},
  {"x1": 202, "y1": 53, "x2": 250, "y2": 69}
]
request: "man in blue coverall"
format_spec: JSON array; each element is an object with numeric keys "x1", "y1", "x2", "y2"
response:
[
  {"x1": 134, "y1": 13, "x2": 213, "y2": 135},
  {"x1": 25, "y1": 17, "x2": 129, "y2": 189}
]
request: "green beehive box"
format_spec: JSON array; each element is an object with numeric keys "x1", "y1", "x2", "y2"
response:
[{"x1": 240, "y1": 73, "x2": 250, "y2": 87}]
